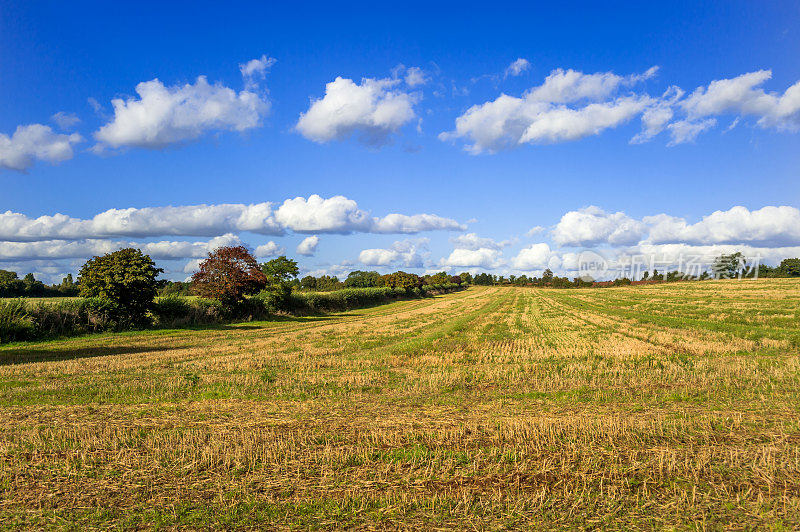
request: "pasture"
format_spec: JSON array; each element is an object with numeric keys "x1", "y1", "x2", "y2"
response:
[{"x1": 0, "y1": 280, "x2": 798, "y2": 529}]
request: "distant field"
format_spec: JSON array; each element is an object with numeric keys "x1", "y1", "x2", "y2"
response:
[
  {"x1": 0, "y1": 280, "x2": 798, "y2": 529},
  {"x1": 0, "y1": 297, "x2": 82, "y2": 305}
]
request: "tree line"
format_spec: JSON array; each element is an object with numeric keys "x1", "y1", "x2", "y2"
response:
[
  {"x1": 0, "y1": 271, "x2": 79, "y2": 298},
  {"x1": 1, "y1": 246, "x2": 466, "y2": 343}
]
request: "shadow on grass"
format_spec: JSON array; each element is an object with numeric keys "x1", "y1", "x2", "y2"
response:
[{"x1": 0, "y1": 344, "x2": 188, "y2": 366}]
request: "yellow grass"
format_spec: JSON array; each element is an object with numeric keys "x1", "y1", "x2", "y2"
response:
[{"x1": 0, "y1": 280, "x2": 799, "y2": 529}]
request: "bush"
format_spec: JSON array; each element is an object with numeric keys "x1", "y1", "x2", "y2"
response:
[{"x1": 79, "y1": 248, "x2": 163, "y2": 327}]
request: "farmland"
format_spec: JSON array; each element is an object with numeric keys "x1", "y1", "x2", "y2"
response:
[{"x1": 0, "y1": 280, "x2": 799, "y2": 529}]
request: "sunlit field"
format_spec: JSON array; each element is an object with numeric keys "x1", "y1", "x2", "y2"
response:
[{"x1": 1, "y1": 280, "x2": 799, "y2": 529}]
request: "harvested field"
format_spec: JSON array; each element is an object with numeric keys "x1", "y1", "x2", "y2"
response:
[{"x1": 1, "y1": 280, "x2": 799, "y2": 529}]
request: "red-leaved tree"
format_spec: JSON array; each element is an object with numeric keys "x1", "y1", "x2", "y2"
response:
[{"x1": 191, "y1": 246, "x2": 267, "y2": 305}]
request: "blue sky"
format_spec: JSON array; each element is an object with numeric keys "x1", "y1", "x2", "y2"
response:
[{"x1": 1, "y1": 1, "x2": 799, "y2": 282}]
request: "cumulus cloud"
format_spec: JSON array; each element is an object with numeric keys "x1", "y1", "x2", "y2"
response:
[
  {"x1": 450, "y1": 233, "x2": 512, "y2": 250},
  {"x1": 0, "y1": 234, "x2": 242, "y2": 261},
  {"x1": 0, "y1": 124, "x2": 83, "y2": 171},
  {"x1": 93, "y1": 75, "x2": 269, "y2": 150},
  {"x1": 511, "y1": 243, "x2": 561, "y2": 270},
  {"x1": 296, "y1": 235, "x2": 319, "y2": 256},
  {"x1": 440, "y1": 247, "x2": 503, "y2": 268},
  {"x1": 296, "y1": 76, "x2": 418, "y2": 146},
  {"x1": 0, "y1": 195, "x2": 463, "y2": 242},
  {"x1": 255, "y1": 241, "x2": 283, "y2": 258},
  {"x1": 552, "y1": 206, "x2": 646, "y2": 247},
  {"x1": 359, "y1": 238, "x2": 428, "y2": 268},
  {"x1": 645, "y1": 206, "x2": 800, "y2": 247},
  {"x1": 441, "y1": 66, "x2": 657, "y2": 153},
  {"x1": 682, "y1": 70, "x2": 800, "y2": 131},
  {"x1": 550, "y1": 205, "x2": 800, "y2": 249},
  {"x1": 504, "y1": 58, "x2": 530, "y2": 78}
]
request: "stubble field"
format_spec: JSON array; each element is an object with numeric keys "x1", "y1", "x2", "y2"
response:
[{"x1": 1, "y1": 280, "x2": 799, "y2": 529}]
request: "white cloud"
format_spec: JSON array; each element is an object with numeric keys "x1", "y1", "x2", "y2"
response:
[
  {"x1": 450, "y1": 233, "x2": 511, "y2": 250},
  {"x1": 526, "y1": 226, "x2": 545, "y2": 237},
  {"x1": 548, "y1": 205, "x2": 800, "y2": 249},
  {"x1": 630, "y1": 86, "x2": 683, "y2": 143},
  {"x1": 666, "y1": 118, "x2": 717, "y2": 146},
  {"x1": 440, "y1": 247, "x2": 503, "y2": 268},
  {"x1": 645, "y1": 206, "x2": 800, "y2": 247},
  {"x1": 511, "y1": 243, "x2": 560, "y2": 270},
  {"x1": 552, "y1": 206, "x2": 646, "y2": 247},
  {"x1": 0, "y1": 195, "x2": 463, "y2": 241},
  {"x1": 296, "y1": 76, "x2": 418, "y2": 146},
  {"x1": 239, "y1": 54, "x2": 276, "y2": 89},
  {"x1": 441, "y1": 67, "x2": 657, "y2": 153},
  {"x1": 296, "y1": 235, "x2": 319, "y2": 256},
  {"x1": 0, "y1": 234, "x2": 241, "y2": 261},
  {"x1": 504, "y1": 58, "x2": 530, "y2": 78},
  {"x1": 51, "y1": 112, "x2": 81, "y2": 130},
  {"x1": 372, "y1": 213, "x2": 465, "y2": 233},
  {"x1": 359, "y1": 238, "x2": 428, "y2": 268},
  {"x1": 526, "y1": 66, "x2": 657, "y2": 104},
  {"x1": 94, "y1": 75, "x2": 269, "y2": 149},
  {"x1": 519, "y1": 96, "x2": 650, "y2": 144},
  {"x1": 275, "y1": 195, "x2": 372, "y2": 233},
  {"x1": 0, "y1": 124, "x2": 83, "y2": 171},
  {"x1": 649, "y1": 70, "x2": 800, "y2": 142},
  {"x1": 404, "y1": 67, "x2": 427, "y2": 87},
  {"x1": 255, "y1": 241, "x2": 283, "y2": 258}
]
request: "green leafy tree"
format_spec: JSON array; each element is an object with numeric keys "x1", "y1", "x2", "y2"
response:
[
  {"x1": 261, "y1": 256, "x2": 299, "y2": 286},
  {"x1": 779, "y1": 258, "x2": 800, "y2": 277},
  {"x1": 299, "y1": 275, "x2": 318, "y2": 291},
  {"x1": 381, "y1": 271, "x2": 422, "y2": 290},
  {"x1": 344, "y1": 270, "x2": 381, "y2": 288},
  {"x1": 0, "y1": 270, "x2": 24, "y2": 297},
  {"x1": 712, "y1": 252, "x2": 745, "y2": 279},
  {"x1": 315, "y1": 275, "x2": 342, "y2": 291},
  {"x1": 458, "y1": 272, "x2": 473, "y2": 285},
  {"x1": 542, "y1": 269, "x2": 554, "y2": 283},
  {"x1": 79, "y1": 248, "x2": 164, "y2": 326}
]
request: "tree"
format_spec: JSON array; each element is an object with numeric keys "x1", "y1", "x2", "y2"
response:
[
  {"x1": 712, "y1": 252, "x2": 745, "y2": 279},
  {"x1": 261, "y1": 256, "x2": 299, "y2": 286},
  {"x1": 344, "y1": 270, "x2": 381, "y2": 288},
  {"x1": 191, "y1": 246, "x2": 267, "y2": 305},
  {"x1": 315, "y1": 275, "x2": 342, "y2": 291},
  {"x1": 0, "y1": 270, "x2": 24, "y2": 297},
  {"x1": 79, "y1": 248, "x2": 163, "y2": 326},
  {"x1": 299, "y1": 275, "x2": 318, "y2": 291},
  {"x1": 381, "y1": 271, "x2": 422, "y2": 290},
  {"x1": 542, "y1": 269, "x2": 554, "y2": 283},
  {"x1": 458, "y1": 272, "x2": 473, "y2": 285},
  {"x1": 779, "y1": 258, "x2": 800, "y2": 277}
]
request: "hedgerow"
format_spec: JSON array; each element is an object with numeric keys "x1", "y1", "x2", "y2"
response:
[{"x1": 1, "y1": 284, "x2": 464, "y2": 344}]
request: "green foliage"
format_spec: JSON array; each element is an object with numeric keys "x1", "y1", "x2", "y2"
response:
[
  {"x1": 79, "y1": 248, "x2": 163, "y2": 327},
  {"x1": 159, "y1": 281, "x2": 192, "y2": 296},
  {"x1": 344, "y1": 270, "x2": 381, "y2": 288},
  {"x1": 261, "y1": 256, "x2": 299, "y2": 285},
  {"x1": 779, "y1": 258, "x2": 800, "y2": 277},
  {"x1": 712, "y1": 252, "x2": 745, "y2": 279},
  {"x1": 380, "y1": 271, "x2": 423, "y2": 290}
]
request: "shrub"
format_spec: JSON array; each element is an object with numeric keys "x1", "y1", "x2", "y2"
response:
[{"x1": 79, "y1": 248, "x2": 163, "y2": 327}]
